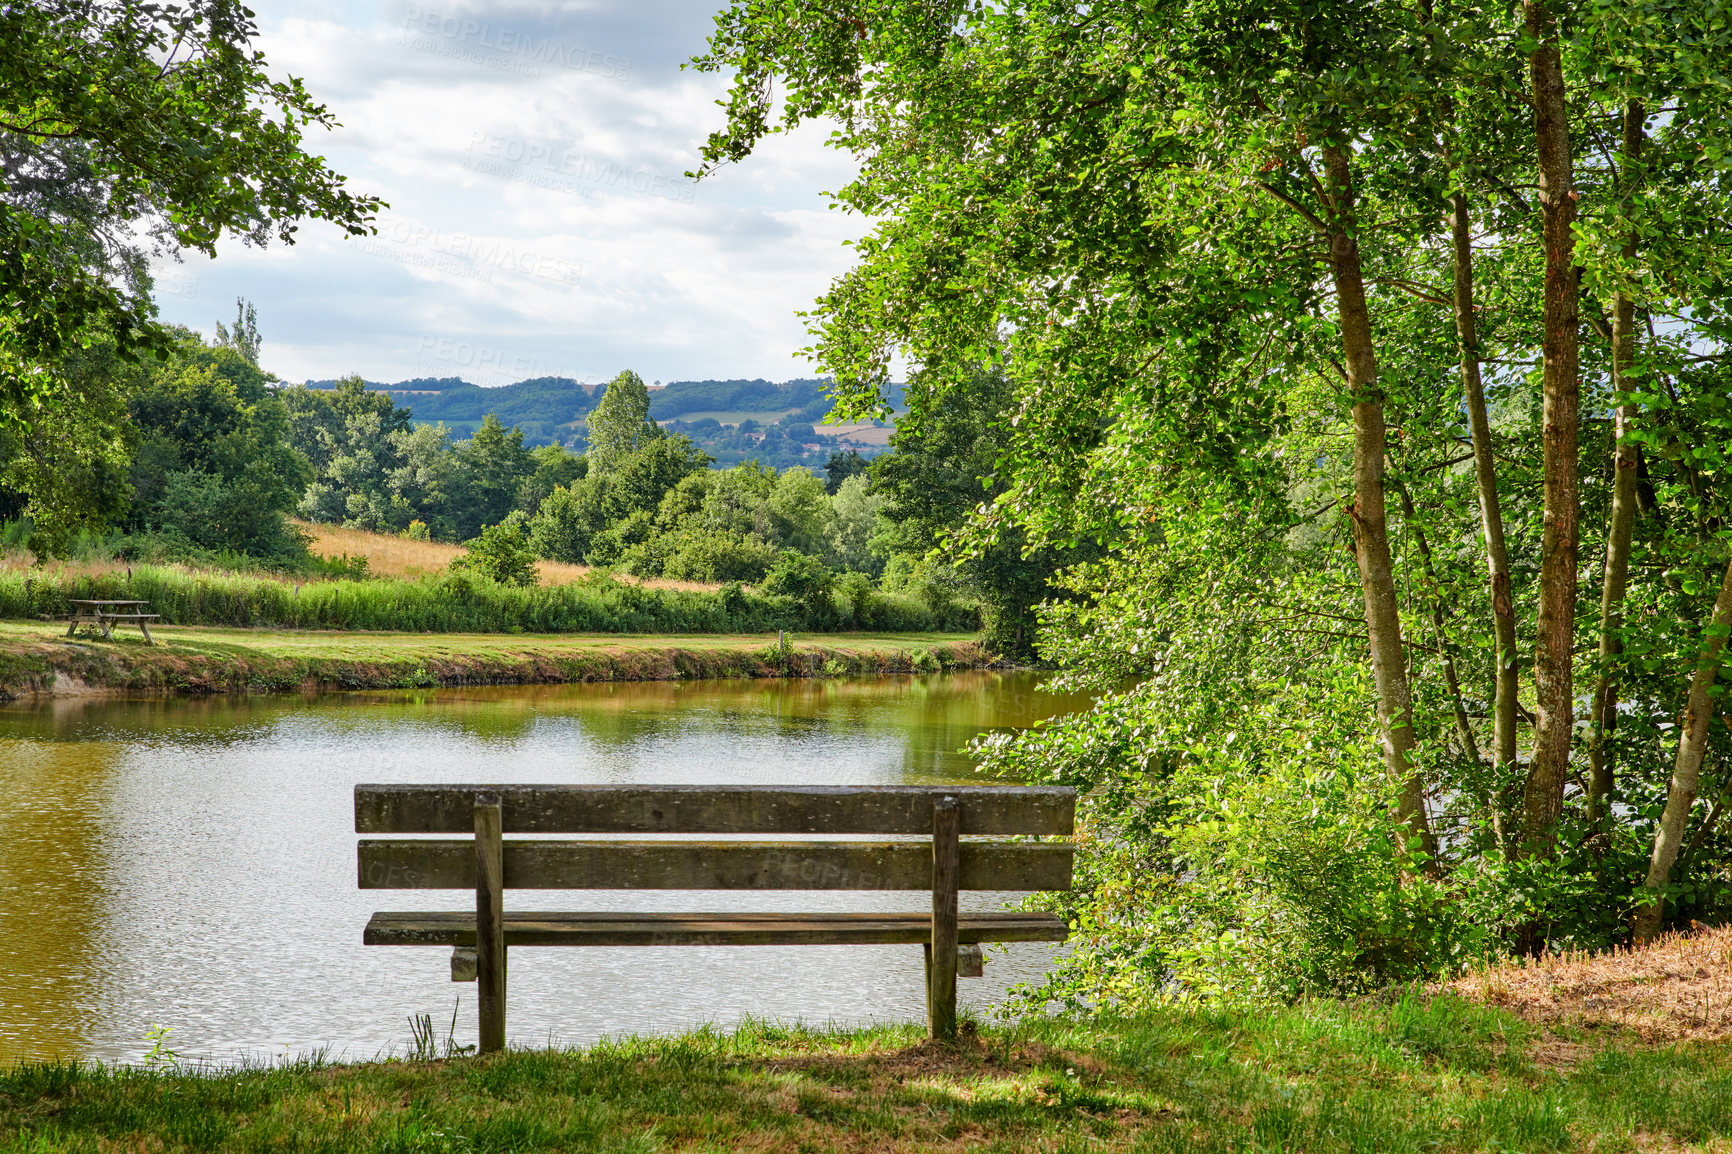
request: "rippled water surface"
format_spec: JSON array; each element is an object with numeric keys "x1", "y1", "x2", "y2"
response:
[{"x1": 0, "y1": 672, "x2": 1091, "y2": 1065}]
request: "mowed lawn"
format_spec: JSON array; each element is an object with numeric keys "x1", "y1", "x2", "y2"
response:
[{"x1": 0, "y1": 619, "x2": 976, "y2": 663}]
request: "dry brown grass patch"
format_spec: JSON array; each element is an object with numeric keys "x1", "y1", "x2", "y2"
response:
[
  {"x1": 1446, "y1": 922, "x2": 1732, "y2": 1043},
  {"x1": 294, "y1": 520, "x2": 718, "y2": 590}
]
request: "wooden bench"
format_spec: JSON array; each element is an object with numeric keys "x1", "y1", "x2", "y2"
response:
[
  {"x1": 66, "y1": 599, "x2": 160, "y2": 644},
  {"x1": 355, "y1": 784, "x2": 1075, "y2": 1051}
]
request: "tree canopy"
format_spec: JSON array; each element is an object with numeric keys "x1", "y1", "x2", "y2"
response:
[
  {"x1": 1, "y1": 0, "x2": 381, "y2": 547},
  {"x1": 694, "y1": 0, "x2": 1732, "y2": 992}
]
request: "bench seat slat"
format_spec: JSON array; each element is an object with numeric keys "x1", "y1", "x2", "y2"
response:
[
  {"x1": 358, "y1": 838, "x2": 1073, "y2": 892},
  {"x1": 364, "y1": 910, "x2": 1069, "y2": 947},
  {"x1": 355, "y1": 784, "x2": 1074, "y2": 836}
]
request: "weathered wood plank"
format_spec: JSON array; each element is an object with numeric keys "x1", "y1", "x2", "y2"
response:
[
  {"x1": 929, "y1": 797, "x2": 960, "y2": 1040},
  {"x1": 357, "y1": 839, "x2": 1073, "y2": 892},
  {"x1": 364, "y1": 910, "x2": 1070, "y2": 947},
  {"x1": 355, "y1": 785, "x2": 1074, "y2": 836},
  {"x1": 474, "y1": 796, "x2": 506, "y2": 1054}
]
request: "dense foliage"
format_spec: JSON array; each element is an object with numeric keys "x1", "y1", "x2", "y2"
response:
[
  {"x1": 695, "y1": 0, "x2": 1732, "y2": 996},
  {"x1": 0, "y1": 0, "x2": 380, "y2": 550}
]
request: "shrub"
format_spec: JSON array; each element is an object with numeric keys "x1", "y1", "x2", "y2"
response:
[
  {"x1": 657, "y1": 531, "x2": 781, "y2": 584},
  {"x1": 834, "y1": 571, "x2": 873, "y2": 626},
  {"x1": 975, "y1": 674, "x2": 1482, "y2": 1009},
  {"x1": 448, "y1": 514, "x2": 538, "y2": 587},
  {"x1": 759, "y1": 551, "x2": 837, "y2": 626}
]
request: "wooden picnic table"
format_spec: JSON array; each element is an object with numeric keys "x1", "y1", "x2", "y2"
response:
[{"x1": 66, "y1": 599, "x2": 160, "y2": 645}]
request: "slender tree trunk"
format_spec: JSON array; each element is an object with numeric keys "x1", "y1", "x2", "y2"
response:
[
  {"x1": 1323, "y1": 144, "x2": 1438, "y2": 867},
  {"x1": 1587, "y1": 101, "x2": 1646, "y2": 832},
  {"x1": 1519, "y1": 0, "x2": 1583, "y2": 862},
  {"x1": 1394, "y1": 478, "x2": 1482, "y2": 767},
  {"x1": 1633, "y1": 555, "x2": 1732, "y2": 942},
  {"x1": 1674, "y1": 759, "x2": 1731, "y2": 882},
  {"x1": 1451, "y1": 190, "x2": 1515, "y2": 853}
]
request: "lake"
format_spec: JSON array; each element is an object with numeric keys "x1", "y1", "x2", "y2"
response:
[{"x1": 0, "y1": 672, "x2": 1092, "y2": 1066}]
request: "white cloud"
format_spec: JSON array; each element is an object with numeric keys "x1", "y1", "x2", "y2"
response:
[{"x1": 151, "y1": 0, "x2": 868, "y2": 386}]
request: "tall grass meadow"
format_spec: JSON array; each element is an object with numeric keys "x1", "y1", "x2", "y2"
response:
[{"x1": 0, "y1": 563, "x2": 974, "y2": 635}]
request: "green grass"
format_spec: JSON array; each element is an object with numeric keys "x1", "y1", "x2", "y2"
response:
[
  {"x1": 0, "y1": 619, "x2": 991, "y2": 697},
  {"x1": 0, "y1": 621, "x2": 976, "y2": 661},
  {"x1": 3, "y1": 998, "x2": 1727, "y2": 1153}
]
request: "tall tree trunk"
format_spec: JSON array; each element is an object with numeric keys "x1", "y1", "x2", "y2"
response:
[
  {"x1": 1324, "y1": 144, "x2": 1438, "y2": 867},
  {"x1": 1519, "y1": 0, "x2": 1583, "y2": 862},
  {"x1": 1451, "y1": 190, "x2": 1515, "y2": 853},
  {"x1": 1633, "y1": 555, "x2": 1732, "y2": 941},
  {"x1": 1587, "y1": 101, "x2": 1646, "y2": 832}
]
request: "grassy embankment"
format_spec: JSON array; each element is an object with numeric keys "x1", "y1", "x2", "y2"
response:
[
  {"x1": 0, "y1": 620, "x2": 988, "y2": 699},
  {"x1": 5, "y1": 929, "x2": 1730, "y2": 1152}
]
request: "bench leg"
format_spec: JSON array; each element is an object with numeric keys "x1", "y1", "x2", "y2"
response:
[
  {"x1": 65, "y1": 618, "x2": 78, "y2": 638},
  {"x1": 98, "y1": 617, "x2": 112, "y2": 641},
  {"x1": 475, "y1": 794, "x2": 506, "y2": 1054},
  {"x1": 929, "y1": 796, "x2": 960, "y2": 1041},
  {"x1": 138, "y1": 620, "x2": 153, "y2": 645}
]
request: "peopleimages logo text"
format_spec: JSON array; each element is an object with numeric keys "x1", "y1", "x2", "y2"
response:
[
  {"x1": 465, "y1": 133, "x2": 697, "y2": 205},
  {"x1": 402, "y1": 8, "x2": 632, "y2": 80}
]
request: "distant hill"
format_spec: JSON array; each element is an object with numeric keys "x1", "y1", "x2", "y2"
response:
[
  {"x1": 301, "y1": 376, "x2": 600, "y2": 445},
  {"x1": 648, "y1": 378, "x2": 830, "y2": 422},
  {"x1": 299, "y1": 375, "x2": 905, "y2": 459}
]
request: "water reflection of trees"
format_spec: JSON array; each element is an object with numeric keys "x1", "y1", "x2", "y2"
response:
[
  {"x1": 0, "y1": 672, "x2": 1099, "y2": 778},
  {"x1": 0, "y1": 738, "x2": 114, "y2": 1062}
]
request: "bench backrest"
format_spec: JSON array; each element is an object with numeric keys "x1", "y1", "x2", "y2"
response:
[{"x1": 356, "y1": 784, "x2": 1075, "y2": 893}]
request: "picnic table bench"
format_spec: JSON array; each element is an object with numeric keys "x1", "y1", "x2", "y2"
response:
[
  {"x1": 356, "y1": 783, "x2": 1076, "y2": 1051},
  {"x1": 66, "y1": 599, "x2": 160, "y2": 644}
]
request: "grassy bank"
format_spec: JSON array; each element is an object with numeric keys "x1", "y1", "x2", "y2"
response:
[
  {"x1": 0, "y1": 563, "x2": 978, "y2": 635},
  {"x1": 4, "y1": 994, "x2": 1729, "y2": 1153},
  {"x1": 0, "y1": 620, "x2": 992, "y2": 699}
]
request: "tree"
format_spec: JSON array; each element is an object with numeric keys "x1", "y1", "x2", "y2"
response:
[
  {"x1": 869, "y1": 372, "x2": 1065, "y2": 656},
  {"x1": 0, "y1": 0, "x2": 381, "y2": 529},
  {"x1": 586, "y1": 370, "x2": 662, "y2": 471},
  {"x1": 829, "y1": 473, "x2": 886, "y2": 576},
  {"x1": 691, "y1": 0, "x2": 1732, "y2": 987},
  {"x1": 824, "y1": 449, "x2": 869, "y2": 494},
  {"x1": 125, "y1": 330, "x2": 311, "y2": 559},
  {"x1": 284, "y1": 378, "x2": 417, "y2": 533},
  {"x1": 215, "y1": 298, "x2": 262, "y2": 366},
  {"x1": 447, "y1": 414, "x2": 535, "y2": 541}
]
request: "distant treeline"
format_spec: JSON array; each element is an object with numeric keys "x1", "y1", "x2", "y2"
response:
[{"x1": 300, "y1": 375, "x2": 905, "y2": 452}]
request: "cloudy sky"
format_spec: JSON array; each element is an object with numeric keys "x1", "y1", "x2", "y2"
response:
[{"x1": 151, "y1": 0, "x2": 865, "y2": 387}]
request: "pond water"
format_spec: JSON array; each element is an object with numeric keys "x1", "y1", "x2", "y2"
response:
[{"x1": 0, "y1": 672, "x2": 1092, "y2": 1066}]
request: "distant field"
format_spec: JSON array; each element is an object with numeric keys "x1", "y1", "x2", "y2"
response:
[
  {"x1": 825, "y1": 422, "x2": 894, "y2": 446},
  {"x1": 295, "y1": 521, "x2": 717, "y2": 591},
  {"x1": 0, "y1": 524, "x2": 717, "y2": 593},
  {"x1": 662, "y1": 409, "x2": 805, "y2": 425}
]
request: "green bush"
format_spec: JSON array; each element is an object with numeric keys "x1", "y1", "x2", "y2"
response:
[
  {"x1": 976, "y1": 673, "x2": 1482, "y2": 1008},
  {"x1": 449, "y1": 514, "x2": 537, "y2": 587},
  {"x1": 760, "y1": 551, "x2": 837, "y2": 627}
]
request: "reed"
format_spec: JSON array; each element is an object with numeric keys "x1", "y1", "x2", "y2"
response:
[{"x1": 0, "y1": 563, "x2": 964, "y2": 634}]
